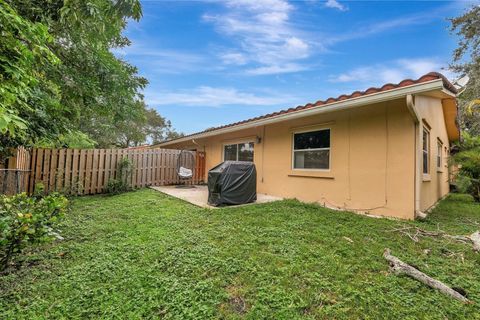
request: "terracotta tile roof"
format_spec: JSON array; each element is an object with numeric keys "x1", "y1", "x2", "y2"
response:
[{"x1": 160, "y1": 72, "x2": 456, "y2": 144}]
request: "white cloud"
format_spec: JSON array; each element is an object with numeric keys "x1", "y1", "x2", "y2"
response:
[
  {"x1": 325, "y1": 4, "x2": 453, "y2": 45},
  {"x1": 329, "y1": 58, "x2": 452, "y2": 85},
  {"x1": 220, "y1": 52, "x2": 248, "y2": 65},
  {"x1": 205, "y1": 1, "x2": 453, "y2": 76},
  {"x1": 325, "y1": 0, "x2": 347, "y2": 11},
  {"x1": 146, "y1": 86, "x2": 296, "y2": 107},
  {"x1": 397, "y1": 58, "x2": 443, "y2": 78},
  {"x1": 205, "y1": 0, "x2": 312, "y2": 75},
  {"x1": 246, "y1": 63, "x2": 307, "y2": 75},
  {"x1": 112, "y1": 42, "x2": 209, "y2": 74},
  {"x1": 284, "y1": 37, "x2": 309, "y2": 58}
]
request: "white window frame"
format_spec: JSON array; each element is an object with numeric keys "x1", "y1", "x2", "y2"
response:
[
  {"x1": 222, "y1": 141, "x2": 254, "y2": 162},
  {"x1": 291, "y1": 128, "x2": 331, "y2": 171},
  {"x1": 437, "y1": 139, "x2": 443, "y2": 169},
  {"x1": 422, "y1": 126, "x2": 430, "y2": 175}
]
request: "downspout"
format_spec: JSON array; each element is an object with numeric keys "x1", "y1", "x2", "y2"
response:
[
  {"x1": 406, "y1": 95, "x2": 426, "y2": 219},
  {"x1": 191, "y1": 139, "x2": 206, "y2": 153},
  {"x1": 191, "y1": 139, "x2": 201, "y2": 150}
]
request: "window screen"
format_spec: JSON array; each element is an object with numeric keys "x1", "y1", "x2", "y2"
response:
[
  {"x1": 294, "y1": 130, "x2": 330, "y2": 150},
  {"x1": 238, "y1": 142, "x2": 254, "y2": 161},
  {"x1": 224, "y1": 144, "x2": 237, "y2": 161},
  {"x1": 293, "y1": 129, "x2": 330, "y2": 170},
  {"x1": 437, "y1": 140, "x2": 442, "y2": 168},
  {"x1": 224, "y1": 142, "x2": 254, "y2": 161},
  {"x1": 422, "y1": 128, "x2": 430, "y2": 174}
]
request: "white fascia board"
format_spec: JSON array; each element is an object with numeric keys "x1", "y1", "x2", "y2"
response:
[{"x1": 157, "y1": 79, "x2": 445, "y2": 147}]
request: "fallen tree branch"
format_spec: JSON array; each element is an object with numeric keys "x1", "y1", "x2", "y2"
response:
[
  {"x1": 383, "y1": 249, "x2": 471, "y2": 303},
  {"x1": 469, "y1": 231, "x2": 480, "y2": 252},
  {"x1": 389, "y1": 226, "x2": 480, "y2": 252}
]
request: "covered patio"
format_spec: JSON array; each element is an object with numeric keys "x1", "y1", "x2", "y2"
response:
[{"x1": 150, "y1": 185, "x2": 282, "y2": 208}]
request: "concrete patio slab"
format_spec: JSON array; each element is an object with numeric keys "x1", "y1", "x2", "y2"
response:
[{"x1": 150, "y1": 185, "x2": 282, "y2": 208}]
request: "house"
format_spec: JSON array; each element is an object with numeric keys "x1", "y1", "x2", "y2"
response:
[{"x1": 155, "y1": 72, "x2": 459, "y2": 219}]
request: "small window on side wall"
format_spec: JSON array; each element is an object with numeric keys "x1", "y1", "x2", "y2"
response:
[
  {"x1": 293, "y1": 129, "x2": 330, "y2": 170},
  {"x1": 223, "y1": 142, "x2": 254, "y2": 162},
  {"x1": 437, "y1": 140, "x2": 443, "y2": 169},
  {"x1": 224, "y1": 144, "x2": 238, "y2": 161},
  {"x1": 422, "y1": 127, "x2": 430, "y2": 174}
]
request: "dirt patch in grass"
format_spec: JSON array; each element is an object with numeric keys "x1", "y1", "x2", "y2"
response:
[{"x1": 223, "y1": 285, "x2": 249, "y2": 315}]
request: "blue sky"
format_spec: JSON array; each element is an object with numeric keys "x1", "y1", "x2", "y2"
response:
[{"x1": 115, "y1": 0, "x2": 476, "y2": 134}]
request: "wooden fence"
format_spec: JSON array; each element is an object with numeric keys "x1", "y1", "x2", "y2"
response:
[{"x1": 2, "y1": 148, "x2": 206, "y2": 195}]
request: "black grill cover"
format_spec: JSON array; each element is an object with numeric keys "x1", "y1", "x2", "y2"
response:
[{"x1": 208, "y1": 161, "x2": 257, "y2": 206}]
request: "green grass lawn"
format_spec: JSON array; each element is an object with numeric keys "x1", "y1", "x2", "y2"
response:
[{"x1": 1, "y1": 190, "x2": 480, "y2": 319}]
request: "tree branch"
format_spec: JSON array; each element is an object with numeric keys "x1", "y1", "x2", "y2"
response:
[{"x1": 383, "y1": 249, "x2": 471, "y2": 303}]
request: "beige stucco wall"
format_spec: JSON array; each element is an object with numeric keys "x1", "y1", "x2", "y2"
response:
[
  {"x1": 167, "y1": 98, "x2": 419, "y2": 219},
  {"x1": 415, "y1": 95, "x2": 451, "y2": 212}
]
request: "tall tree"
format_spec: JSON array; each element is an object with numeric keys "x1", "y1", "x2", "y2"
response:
[
  {"x1": 2, "y1": 0, "x2": 183, "y2": 154},
  {"x1": 0, "y1": 0, "x2": 62, "y2": 163},
  {"x1": 450, "y1": 5, "x2": 480, "y2": 135},
  {"x1": 8, "y1": 0, "x2": 147, "y2": 137},
  {"x1": 105, "y1": 107, "x2": 184, "y2": 148},
  {"x1": 145, "y1": 108, "x2": 184, "y2": 145}
]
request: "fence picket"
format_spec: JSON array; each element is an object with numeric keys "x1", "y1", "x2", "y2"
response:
[
  {"x1": 72, "y1": 149, "x2": 79, "y2": 195},
  {"x1": 78, "y1": 150, "x2": 86, "y2": 195},
  {"x1": 91, "y1": 149, "x2": 99, "y2": 194},
  {"x1": 112, "y1": 149, "x2": 117, "y2": 183},
  {"x1": 29, "y1": 149, "x2": 37, "y2": 194},
  {"x1": 57, "y1": 149, "x2": 65, "y2": 191},
  {"x1": 154, "y1": 149, "x2": 159, "y2": 185},
  {"x1": 49, "y1": 149, "x2": 58, "y2": 192},
  {"x1": 104, "y1": 149, "x2": 111, "y2": 187},
  {"x1": 42, "y1": 149, "x2": 51, "y2": 191},
  {"x1": 64, "y1": 149, "x2": 72, "y2": 192},
  {"x1": 98, "y1": 149, "x2": 105, "y2": 193}
]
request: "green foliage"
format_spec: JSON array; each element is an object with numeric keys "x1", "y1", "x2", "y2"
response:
[
  {"x1": 61, "y1": 177, "x2": 84, "y2": 196},
  {"x1": 0, "y1": 190, "x2": 479, "y2": 318},
  {"x1": 455, "y1": 174, "x2": 472, "y2": 194},
  {"x1": 0, "y1": 0, "x2": 62, "y2": 162},
  {"x1": 0, "y1": 192, "x2": 68, "y2": 271},
  {"x1": 164, "y1": 129, "x2": 185, "y2": 142},
  {"x1": 450, "y1": 5, "x2": 480, "y2": 135},
  {"x1": 104, "y1": 179, "x2": 127, "y2": 195},
  {"x1": 1, "y1": 0, "x2": 180, "y2": 154},
  {"x1": 452, "y1": 133, "x2": 480, "y2": 201},
  {"x1": 145, "y1": 108, "x2": 184, "y2": 145},
  {"x1": 36, "y1": 131, "x2": 96, "y2": 149},
  {"x1": 105, "y1": 157, "x2": 133, "y2": 194},
  {"x1": 96, "y1": 106, "x2": 184, "y2": 148},
  {"x1": 6, "y1": 0, "x2": 147, "y2": 148},
  {"x1": 32, "y1": 182, "x2": 45, "y2": 197}
]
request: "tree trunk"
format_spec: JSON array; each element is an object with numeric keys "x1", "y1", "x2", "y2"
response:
[{"x1": 383, "y1": 249, "x2": 470, "y2": 303}]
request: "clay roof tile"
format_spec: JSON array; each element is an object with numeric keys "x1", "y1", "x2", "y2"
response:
[{"x1": 159, "y1": 72, "x2": 456, "y2": 144}]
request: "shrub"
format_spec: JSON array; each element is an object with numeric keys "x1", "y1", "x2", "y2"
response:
[
  {"x1": 451, "y1": 133, "x2": 480, "y2": 201},
  {"x1": 105, "y1": 178, "x2": 128, "y2": 195},
  {"x1": 105, "y1": 157, "x2": 133, "y2": 195},
  {"x1": 0, "y1": 192, "x2": 68, "y2": 272},
  {"x1": 455, "y1": 174, "x2": 472, "y2": 194},
  {"x1": 61, "y1": 177, "x2": 84, "y2": 196}
]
